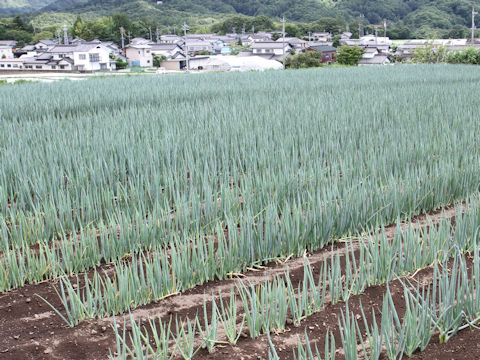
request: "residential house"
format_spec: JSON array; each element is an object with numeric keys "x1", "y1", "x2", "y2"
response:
[
  {"x1": 150, "y1": 43, "x2": 184, "y2": 59},
  {"x1": 312, "y1": 32, "x2": 332, "y2": 41},
  {"x1": 22, "y1": 56, "x2": 75, "y2": 71},
  {"x1": 125, "y1": 44, "x2": 153, "y2": 67},
  {"x1": 34, "y1": 40, "x2": 57, "y2": 51},
  {"x1": 160, "y1": 35, "x2": 183, "y2": 44},
  {"x1": 360, "y1": 35, "x2": 392, "y2": 46},
  {"x1": 130, "y1": 38, "x2": 152, "y2": 46},
  {"x1": 359, "y1": 54, "x2": 390, "y2": 65},
  {"x1": 250, "y1": 41, "x2": 292, "y2": 59},
  {"x1": 0, "y1": 45, "x2": 14, "y2": 59},
  {"x1": 46, "y1": 45, "x2": 76, "y2": 60},
  {"x1": 185, "y1": 40, "x2": 213, "y2": 54},
  {"x1": 73, "y1": 44, "x2": 116, "y2": 71},
  {"x1": 278, "y1": 37, "x2": 308, "y2": 52},
  {"x1": 0, "y1": 58, "x2": 24, "y2": 70},
  {"x1": 306, "y1": 45, "x2": 337, "y2": 63},
  {"x1": 0, "y1": 40, "x2": 17, "y2": 48}
]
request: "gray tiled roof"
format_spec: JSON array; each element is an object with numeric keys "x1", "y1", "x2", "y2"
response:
[{"x1": 308, "y1": 45, "x2": 337, "y2": 52}]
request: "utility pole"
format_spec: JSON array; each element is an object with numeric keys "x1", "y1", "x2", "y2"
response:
[
  {"x1": 242, "y1": 23, "x2": 245, "y2": 35},
  {"x1": 182, "y1": 22, "x2": 190, "y2": 72},
  {"x1": 472, "y1": 7, "x2": 478, "y2": 44},
  {"x1": 156, "y1": 27, "x2": 160, "y2": 43},
  {"x1": 383, "y1": 19, "x2": 387, "y2": 39},
  {"x1": 374, "y1": 26, "x2": 378, "y2": 44},
  {"x1": 63, "y1": 25, "x2": 69, "y2": 45},
  {"x1": 308, "y1": 31, "x2": 312, "y2": 42},
  {"x1": 120, "y1": 27, "x2": 126, "y2": 51},
  {"x1": 57, "y1": 29, "x2": 62, "y2": 44},
  {"x1": 359, "y1": 14, "x2": 364, "y2": 38},
  {"x1": 128, "y1": 31, "x2": 131, "y2": 44},
  {"x1": 149, "y1": 27, "x2": 153, "y2": 41},
  {"x1": 252, "y1": 25, "x2": 255, "y2": 34},
  {"x1": 281, "y1": 16, "x2": 286, "y2": 70}
]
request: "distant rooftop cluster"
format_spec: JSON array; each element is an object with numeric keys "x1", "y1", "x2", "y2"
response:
[{"x1": 0, "y1": 30, "x2": 478, "y2": 72}]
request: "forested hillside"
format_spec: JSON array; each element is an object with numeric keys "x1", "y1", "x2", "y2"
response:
[
  {"x1": 0, "y1": 0, "x2": 53, "y2": 14},
  {"x1": 0, "y1": 0, "x2": 479, "y2": 40}
]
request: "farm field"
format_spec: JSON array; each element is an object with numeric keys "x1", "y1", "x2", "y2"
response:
[{"x1": 1, "y1": 65, "x2": 480, "y2": 359}]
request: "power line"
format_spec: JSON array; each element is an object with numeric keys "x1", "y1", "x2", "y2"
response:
[
  {"x1": 182, "y1": 22, "x2": 190, "y2": 72},
  {"x1": 472, "y1": 7, "x2": 478, "y2": 44},
  {"x1": 281, "y1": 16, "x2": 286, "y2": 70}
]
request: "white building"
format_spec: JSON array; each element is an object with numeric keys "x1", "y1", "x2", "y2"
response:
[
  {"x1": 0, "y1": 58, "x2": 24, "y2": 70},
  {"x1": 250, "y1": 41, "x2": 292, "y2": 58},
  {"x1": 0, "y1": 45, "x2": 14, "y2": 59},
  {"x1": 360, "y1": 35, "x2": 392, "y2": 46},
  {"x1": 73, "y1": 44, "x2": 116, "y2": 71},
  {"x1": 203, "y1": 55, "x2": 283, "y2": 72}
]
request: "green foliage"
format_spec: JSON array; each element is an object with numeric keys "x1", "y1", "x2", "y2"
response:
[
  {"x1": 336, "y1": 45, "x2": 364, "y2": 66},
  {"x1": 210, "y1": 15, "x2": 274, "y2": 34},
  {"x1": 115, "y1": 58, "x2": 128, "y2": 69},
  {"x1": 286, "y1": 51, "x2": 325, "y2": 69},
  {"x1": 3, "y1": 0, "x2": 480, "y2": 41},
  {"x1": 271, "y1": 32, "x2": 281, "y2": 41},
  {"x1": 332, "y1": 35, "x2": 341, "y2": 48},
  {"x1": 446, "y1": 46, "x2": 480, "y2": 64},
  {"x1": 153, "y1": 54, "x2": 167, "y2": 67},
  {"x1": 412, "y1": 42, "x2": 450, "y2": 63}
]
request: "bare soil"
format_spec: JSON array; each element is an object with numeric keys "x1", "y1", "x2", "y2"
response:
[{"x1": 0, "y1": 204, "x2": 468, "y2": 360}]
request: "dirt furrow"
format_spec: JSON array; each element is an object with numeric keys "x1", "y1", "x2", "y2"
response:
[{"x1": 0, "y1": 204, "x2": 461, "y2": 360}]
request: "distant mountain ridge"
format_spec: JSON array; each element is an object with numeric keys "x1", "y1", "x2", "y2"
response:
[{"x1": 0, "y1": 0, "x2": 54, "y2": 14}]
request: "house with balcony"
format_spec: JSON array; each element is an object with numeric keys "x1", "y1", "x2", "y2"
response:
[{"x1": 73, "y1": 44, "x2": 116, "y2": 71}]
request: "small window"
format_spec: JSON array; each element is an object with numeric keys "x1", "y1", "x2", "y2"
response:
[
  {"x1": 79, "y1": 54, "x2": 86, "y2": 60},
  {"x1": 52, "y1": 66, "x2": 56, "y2": 69},
  {"x1": 60, "y1": 65, "x2": 65, "y2": 69},
  {"x1": 7, "y1": 64, "x2": 11, "y2": 68},
  {"x1": 0, "y1": 64, "x2": 3, "y2": 67},
  {"x1": 35, "y1": 65, "x2": 42, "y2": 69}
]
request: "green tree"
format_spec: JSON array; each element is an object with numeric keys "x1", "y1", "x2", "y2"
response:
[
  {"x1": 271, "y1": 32, "x2": 281, "y2": 41},
  {"x1": 32, "y1": 30, "x2": 54, "y2": 43},
  {"x1": 336, "y1": 46, "x2": 365, "y2": 66},
  {"x1": 286, "y1": 52, "x2": 324, "y2": 69},
  {"x1": 12, "y1": 16, "x2": 27, "y2": 31},
  {"x1": 285, "y1": 23, "x2": 301, "y2": 38},
  {"x1": 412, "y1": 42, "x2": 449, "y2": 63},
  {"x1": 446, "y1": 47, "x2": 480, "y2": 64},
  {"x1": 153, "y1": 54, "x2": 167, "y2": 67},
  {"x1": 447, "y1": 25, "x2": 467, "y2": 39},
  {"x1": 332, "y1": 35, "x2": 341, "y2": 48},
  {"x1": 115, "y1": 57, "x2": 129, "y2": 69},
  {"x1": 73, "y1": 16, "x2": 84, "y2": 38},
  {"x1": 3, "y1": 29, "x2": 32, "y2": 46}
]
